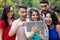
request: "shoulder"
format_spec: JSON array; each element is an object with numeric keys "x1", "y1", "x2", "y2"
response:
[
  {"x1": 13, "y1": 19, "x2": 19, "y2": 23},
  {"x1": 56, "y1": 24, "x2": 60, "y2": 32},
  {"x1": 0, "y1": 20, "x2": 5, "y2": 24},
  {"x1": 0, "y1": 20, "x2": 5, "y2": 29},
  {"x1": 49, "y1": 9, "x2": 58, "y2": 14},
  {"x1": 56, "y1": 24, "x2": 60, "y2": 28}
]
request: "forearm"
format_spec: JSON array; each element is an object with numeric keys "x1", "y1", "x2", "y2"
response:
[
  {"x1": 25, "y1": 27, "x2": 34, "y2": 38},
  {"x1": 9, "y1": 26, "x2": 18, "y2": 37}
]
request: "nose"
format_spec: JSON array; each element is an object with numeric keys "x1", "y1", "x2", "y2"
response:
[
  {"x1": 35, "y1": 15, "x2": 37, "y2": 18},
  {"x1": 24, "y1": 13, "x2": 27, "y2": 15},
  {"x1": 46, "y1": 17, "x2": 50, "y2": 21},
  {"x1": 42, "y1": 7, "x2": 45, "y2": 10}
]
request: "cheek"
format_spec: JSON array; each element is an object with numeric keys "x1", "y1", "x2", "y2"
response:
[
  {"x1": 18, "y1": 12, "x2": 22, "y2": 16},
  {"x1": 7, "y1": 13, "x2": 9, "y2": 16},
  {"x1": 50, "y1": 19, "x2": 52, "y2": 23},
  {"x1": 7, "y1": 13, "x2": 13, "y2": 18},
  {"x1": 7, "y1": 13, "x2": 10, "y2": 17},
  {"x1": 45, "y1": 18, "x2": 52, "y2": 25},
  {"x1": 36, "y1": 16, "x2": 39, "y2": 18},
  {"x1": 31, "y1": 16, "x2": 34, "y2": 19}
]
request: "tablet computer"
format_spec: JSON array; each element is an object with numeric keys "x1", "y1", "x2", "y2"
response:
[
  {"x1": 26, "y1": 21, "x2": 47, "y2": 32},
  {"x1": 26, "y1": 21, "x2": 49, "y2": 38}
]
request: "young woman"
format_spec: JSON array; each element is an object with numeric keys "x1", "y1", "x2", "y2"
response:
[
  {"x1": 45, "y1": 11, "x2": 60, "y2": 40},
  {"x1": 30, "y1": 8, "x2": 42, "y2": 40},
  {"x1": 25, "y1": 7, "x2": 48, "y2": 40},
  {"x1": 0, "y1": 5, "x2": 16, "y2": 40}
]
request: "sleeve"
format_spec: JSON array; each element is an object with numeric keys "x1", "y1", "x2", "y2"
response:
[
  {"x1": 0, "y1": 21, "x2": 4, "y2": 29},
  {"x1": 24, "y1": 26, "x2": 34, "y2": 38}
]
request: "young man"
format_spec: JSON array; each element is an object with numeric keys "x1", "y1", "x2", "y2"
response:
[
  {"x1": 39, "y1": 0, "x2": 60, "y2": 22},
  {"x1": 9, "y1": 5, "x2": 28, "y2": 40}
]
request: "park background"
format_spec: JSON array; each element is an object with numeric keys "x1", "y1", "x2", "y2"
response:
[{"x1": 0, "y1": 0, "x2": 60, "y2": 18}]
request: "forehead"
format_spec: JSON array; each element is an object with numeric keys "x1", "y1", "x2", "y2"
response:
[
  {"x1": 32, "y1": 11, "x2": 38, "y2": 14},
  {"x1": 40, "y1": 3, "x2": 49, "y2": 6},
  {"x1": 46, "y1": 13, "x2": 51, "y2": 16},
  {"x1": 10, "y1": 7, "x2": 13, "y2": 10},
  {"x1": 19, "y1": 8, "x2": 27, "y2": 11}
]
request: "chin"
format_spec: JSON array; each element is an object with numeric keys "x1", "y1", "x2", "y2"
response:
[
  {"x1": 46, "y1": 23, "x2": 51, "y2": 25},
  {"x1": 23, "y1": 18, "x2": 26, "y2": 20}
]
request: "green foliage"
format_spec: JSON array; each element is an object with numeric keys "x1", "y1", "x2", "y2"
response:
[
  {"x1": 6, "y1": 0, "x2": 14, "y2": 5},
  {"x1": 0, "y1": 7, "x2": 3, "y2": 14},
  {"x1": 0, "y1": 0, "x2": 60, "y2": 17},
  {"x1": 0, "y1": 0, "x2": 3, "y2": 7},
  {"x1": 32, "y1": 0, "x2": 40, "y2": 9},
  {"x1": 12, "y1": 5, "x2": 18, "y2": 17},
  {"x1": 56, "y1": 1, "x2": 60, "y2": 9}
]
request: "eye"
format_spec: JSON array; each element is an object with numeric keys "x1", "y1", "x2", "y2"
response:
[
  {"x1": 41, "y1": 6, "x2": 43, "y2": 8},
  {"x1": 44, "y1": 5, "x2": 47, "y2": 8},
  {"x1": 25, "y1": 11, "x2": 27, "y2": 13},
  {"x1": 46, "y1": 16, "x2": 48, "y2": 18},
  {"x1": 21, "y1": 11, "x2": 24, "y2": 13},
  {"x1": 9, "y1": 10, "x2": 13, "y2": 13},
  {"x1": 32, "y1": 15, "x2": 35, "y2": 16}
]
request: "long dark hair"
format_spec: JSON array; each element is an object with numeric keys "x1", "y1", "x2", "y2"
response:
[
  {"x1": 45, "y1": 11, "x2": 59, "y2": 25},
  {"x1": 1, "y1": 5, "x2": 14, "y2": 28}
]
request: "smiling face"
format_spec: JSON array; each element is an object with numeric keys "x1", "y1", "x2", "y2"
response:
[
  {"x1": 7, "y1": 7, "x2": 14, "y2": 19},
  {"x1": 45, "y1": 13, "x2": 52, "y2": 25},
  {"x1": 18, "y1": 8, "x2": 27, "y2": 20},
  {"x1": 31, "y1": 11, "x2": 39, "y2": 21}
]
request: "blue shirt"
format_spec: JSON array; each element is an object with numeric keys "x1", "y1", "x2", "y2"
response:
[{"x1": 48, "y1": 25, "x2": 60, "y2": 40}]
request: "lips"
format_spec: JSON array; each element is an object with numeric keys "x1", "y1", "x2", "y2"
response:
[
  {"x1": 22, "y1": 15, "x2": 27, "y2": 18},
  {"x1": 46, "y1": 20, "x2": 52, "y2": 25}
]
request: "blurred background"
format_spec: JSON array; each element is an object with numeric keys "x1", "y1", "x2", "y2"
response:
[{"x1": 0, "y1": 0, "x2": 60, "y2": 18}]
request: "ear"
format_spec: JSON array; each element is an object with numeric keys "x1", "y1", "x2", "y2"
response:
[
  {"x1": 56, "y1": 24, "x2": 60, "y2": 38},
  {"x1": 18, "y1": 10, "x2": 20, "y2": 15}
]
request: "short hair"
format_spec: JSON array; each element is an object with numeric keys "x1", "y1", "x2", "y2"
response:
[
  {"x1": 40, "y1": 0, "x2": 49, "y2": 4},
  {"x1": 18, "y1": 4, "x2": 27, "y2": 10}
]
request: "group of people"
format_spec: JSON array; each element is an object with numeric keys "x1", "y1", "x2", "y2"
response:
[{"x1": 0, "y1": 0, "x2": 60, "y2": 40}]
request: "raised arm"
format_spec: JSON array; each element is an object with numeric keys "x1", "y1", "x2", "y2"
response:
[{"x1": 9, "y1": 20, "x2": 18, "y2": 37}]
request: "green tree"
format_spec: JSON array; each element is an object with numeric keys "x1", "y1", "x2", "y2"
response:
[
  {"x1": 6, "y1": 0, "x2": 14, "y2": 5},
  {"x1": 0, "y1": 0, "x2": 3, "y2": 7},
  {"x1": 32, "y1": 0, "x2": 41, "y2": 9}
]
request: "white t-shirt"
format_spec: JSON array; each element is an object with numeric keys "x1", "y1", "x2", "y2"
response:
[{"x1": 10, "y1": 18, "x2": 33, "y2": 40}]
